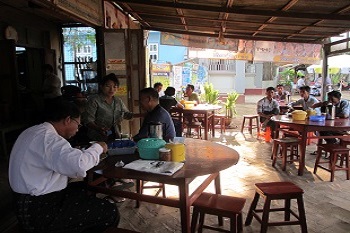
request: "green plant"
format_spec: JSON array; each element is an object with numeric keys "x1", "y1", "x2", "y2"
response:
[
  {"x1": 278, "y1": 69, "x2": 295, "y2": 90},
  {"x1": 225, "y1": 91, "x2": 239, "y2": 118},
  {"x1": 203, "y1": 83, "x2": 219, "y2": 104}
]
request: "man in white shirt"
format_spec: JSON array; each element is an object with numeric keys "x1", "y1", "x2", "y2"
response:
[
  {"x1": 257, "y1": 87, "x2": 280, "y2": 138},
  {"x1": 9, "y1": 100, "x2": 119, "y2": 233},
  {"x1": 297, "y1": 76, "x2": 306, "y2": 90}
]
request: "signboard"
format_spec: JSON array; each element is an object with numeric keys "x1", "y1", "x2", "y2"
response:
[
  {"x1": 54, "y1": 0, "x2": 103, "y2": 26},
  {"x1": 152, "y1": 64, "x2": 171, "y2": 72},
  {"x1": 161, "y1": 32, "x2": 238, "y2": 51},
  {"x1": 173, "y1": 66, "x2": 183, "y2": 90},
  {"x1": 106, "y1": 59, "x2": 126, "y2": 71}
]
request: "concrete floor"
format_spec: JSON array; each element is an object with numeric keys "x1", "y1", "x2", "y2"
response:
[{"x1": 116, "y1": 94, "x2": 350, "y2": 233}]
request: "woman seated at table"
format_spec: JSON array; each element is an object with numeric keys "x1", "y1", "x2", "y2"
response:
[
  {"x1": 288, "y1": 85, "x2": 321, "y2": 115},
  {"x1": 159, "y1": 86, "x2": 184, "y2": 137}
]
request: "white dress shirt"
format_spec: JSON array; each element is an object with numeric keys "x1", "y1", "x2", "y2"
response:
[{"x1": 9, "y1": 122, "x2": 103, "y2": 196}]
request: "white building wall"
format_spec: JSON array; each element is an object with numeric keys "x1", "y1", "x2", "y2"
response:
[{"x1": 208, "y1": 72, "x2": 235, "y2": 93}]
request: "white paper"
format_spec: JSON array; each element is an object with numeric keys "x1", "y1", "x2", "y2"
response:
[{"x1": 123, "y1": 160, "x2": 184, "y2": 176}]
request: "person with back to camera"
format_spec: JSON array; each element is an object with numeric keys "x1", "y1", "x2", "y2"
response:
[
  {"x1": 257, "y1": 87, "x2": 280, "y2": 138},
  {"x1": 133, "y1": 87, "x2": 176, "y2": 142},
  {"x1": 42, "y1": 64, "x2": 62, "y2": 106},
  {"x1": 159, "y1": 86, "x2": 184, "y2": 137},
  {"x1": 9, "y1": 100, "x2": 119, "y2": 233},
  {"x1": 83, "y1": 73, "x2": 133, "y2": 142}
]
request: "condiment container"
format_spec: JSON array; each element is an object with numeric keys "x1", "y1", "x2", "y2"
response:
[
  {"x1": 165, "y1": 143, "x2": 186, "y2": 162},
  {"x1": 159, "y1": 148, "x2": 171, "y2": 161}
]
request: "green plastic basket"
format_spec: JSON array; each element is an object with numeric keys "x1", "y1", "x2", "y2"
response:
[{"x1": 137, "y1": 138, "x2": 166, "y2": 160}]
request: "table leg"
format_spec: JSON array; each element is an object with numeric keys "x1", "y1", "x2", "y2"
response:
[
  {"x1": 214, "y1": 173, "x2": 223, "y2": 225},
  {"x1": 204, "y1": 112, "x2": 208, "y2": 140},
  {"x1": 299, "y1": 130, "x2": 308, "y2": 176},
  {"x1": 178, "y1": 180, "x2": 190, "y2": 233},
  {"x1": 211, "y1": 111, "x2": 215, "y2": 138}
]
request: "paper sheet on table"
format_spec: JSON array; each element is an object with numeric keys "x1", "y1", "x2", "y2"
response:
[{"x1": 123, "y1": 160, "x2": 184, "y2": 176}]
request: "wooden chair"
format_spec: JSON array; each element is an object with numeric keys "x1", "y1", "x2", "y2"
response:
[
  {"x1": 313, "y1": 144, "x2": 350, "y2": 182},
  {"x1": 191, "y1": 192, "x2": 246, "y2": 233},
  {"x1": 240, "y1": 115, "x2": 260, "y2": 136},
  {"x1": 245, "y1": 182, "x2": 307, "y2": 233},
  {"x1": 271, "y1": 137, "x2": 300, "y2": 171}
]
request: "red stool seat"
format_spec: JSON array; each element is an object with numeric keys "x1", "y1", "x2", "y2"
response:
[
  {"x1": 245, "y1": 182, "x2": 307, "y2": 233},
  {"x1": 191, "y1": 192, "x2": 246, "y2": 233}
]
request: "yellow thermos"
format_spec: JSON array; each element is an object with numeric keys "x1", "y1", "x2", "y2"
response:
[{"x1": 165, "y1": 143, "x2": 186, "y2": 162}]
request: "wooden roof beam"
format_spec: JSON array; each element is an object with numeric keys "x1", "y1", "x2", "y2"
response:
[{"x1": 115, "y1": 0, "x2": 350, "y2": 21}]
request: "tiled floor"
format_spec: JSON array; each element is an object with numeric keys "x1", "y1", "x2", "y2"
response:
[
  {"x1": 3, "y1": 94, "x2": 350, "y2": 233},
  {"x1": 116, "y1": 98, "x2": 350, "y2": 233}
]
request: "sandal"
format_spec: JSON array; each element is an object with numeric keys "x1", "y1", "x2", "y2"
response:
[{"x1": 104, "y1": 196, "x2": 125, "y2": 203}]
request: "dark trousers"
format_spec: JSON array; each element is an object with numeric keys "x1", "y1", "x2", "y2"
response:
[
  {"x1": 319, "y1": 131, "x2": 347, "y2": 144},
  {"x1": 13, "y1": 182, "x2": 119, "y2": 233},
  {"x1": 173, "y1": 119, "x2": 183, "y2": 137}
]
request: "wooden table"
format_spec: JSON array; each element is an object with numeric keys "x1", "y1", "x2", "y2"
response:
[
  {"x1": 172, "y1": 104, "x2": 222, "y2": 140},
  {"x1": 87, "y1": 138, "x2": 239, "y2": 233},
  {"x1": 272, "y1": 115, "x2": 350, "y2": 175}
]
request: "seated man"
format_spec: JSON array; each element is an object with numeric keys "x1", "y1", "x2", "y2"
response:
[
  {"x1": 257, "y1": 87, "x2": 280, "y2": 137},
  {"x1": 159, "y1": 86, "x2": 184, "y2": 137},
  {"x1": 185, "y1": 84, "x2": 200, "y2": 104},
  {"x1": 289, "y1": 85, "x2": 321, "y2": 115},
  {"x1": 133, "y1": 87, "x2": 176, "y2": 142},
  {"x1": 9, "y1": 100, "x2": 119, "y2": 233},
  {"x1": 317, "y1": 91, "x2": 350, "y2": 144},
  {"x1": 274, "y1": 84, "x2": 290, "y2": 102}
]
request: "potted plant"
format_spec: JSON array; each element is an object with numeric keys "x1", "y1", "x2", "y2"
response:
[
  {"x1": 202, "y1": 83, "x2": 220, "y2": 104},
  {"x1": 224, "y1": 91, "x2": 239, "y2": 126}
]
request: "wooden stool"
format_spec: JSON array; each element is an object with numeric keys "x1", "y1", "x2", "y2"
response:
[
  {"x1": 245, "y1": 182, "x2": 307, "y2": 233},
  {"x1": 185, "y1": 122, "x2": 202, "y2": 139},
  {"x1": 340, "y1": 138, "x2": 350, "y2": 147},
  {"x1": 272, "y1": 137, "x2": 300, "y2": 171},
  {"x1": 241, "y1": 115, "x2": 260, "y2": 136},
  {"x1": 313, "y1": 144, "x2": 350, "y2": 182},
  {"x1": 214, "y1": 114, "x2": 226, "y2": 134},
  {"x1": 191, "y1": 192, "x2": 246, "y2": 233}
]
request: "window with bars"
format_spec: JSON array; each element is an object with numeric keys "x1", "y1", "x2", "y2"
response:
[
  {"x1": 149, "y1": 43, "x2": 158, "y2": 62},
  {"x1": 62, "y1": 27, "x2": 97, "y2": 91}
]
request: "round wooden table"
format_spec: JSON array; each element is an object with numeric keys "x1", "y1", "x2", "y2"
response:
[{"x1": 88, "y1": 138, "x2": 239, "y2": 233}]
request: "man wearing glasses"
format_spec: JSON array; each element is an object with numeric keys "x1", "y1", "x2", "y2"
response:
[{"x1": 9, "y1": 100, "x2": 119, "y2": 233}]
